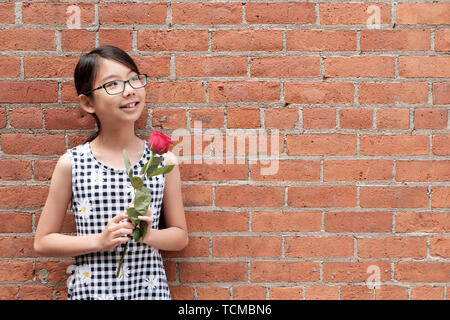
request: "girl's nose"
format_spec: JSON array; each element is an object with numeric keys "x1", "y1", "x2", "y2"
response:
[{"x1": 122, "y1": 81, "x2": 136, "y2": 96}]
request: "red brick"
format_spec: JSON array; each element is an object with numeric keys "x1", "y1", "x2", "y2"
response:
[
  {"x1": 34, "y1": 160, "x2": 57, "y2": 181},
  {"x1": 435, "y1": 29, "x2": 450, "y2": 52},
  {"x1": 395, "y1": 262, "x2": 450, "y2": 282},
  {"x1": 138, "y1": 30, "x2": 209, "y2": 51},
  {"x1": 163, "y1": 236, "x2": 209, "y2": 258},
  {"x1": 286, "y1": 236, "x2": 354, "y2": 258},
  {"x1": 341, "y1": 286, "x2": 374, "y2": 300},
  {"x1": 24, "y1": 56, "x2": 79, "y2": 78},
  {"x1": 325, "y1": 56, "x2": 395, "y2": 78},
  {"x1": 176, "y1": 55, "x2": 247, "y2": 77},
  {"x1": 0, "y1": 56, "x2": 20, "y2": 78},
  {"x1": 35, "y1": 261, "x2": 73, "y2": 283},
  {"x1": 0, "y1": 108, "x2": 5, "y2": 128},
  {"x1": 432, "y1": 187, "x2": 450, "y2": 208},
  {"x1": 0, "y1": 159, "x2": 32, "y2": 181},
  {"x1": 61, "y1": 29, "x2": 95, "y2": 52},
  {"x1": 216, "y1": 185, "x2": 284, "y2": 207},
  {"x1": 376, "y1": 108, "x2": 410, "y2": 130},
  {"x1": 169, "y1": 286, "x2": 194, "y2": 300},
  {"x1": 324, "y1": 159, "x2": 393, "y2": 181},
  {"x1": 251, "y1": 261, "x2": 319, "y2": 282},
  {"x1": 285, "y1": 82, "x2": 354, "y2": 104},
  {"x1": 302, "y1": 107, "x2": 336, "y2": 129},
  {"x1": 265, "y1": 107, "x2": 298, "y2": 129},
  {"x1": 269, "y1": 286, "x2": 303, "y2": 300},
  {"x1": 132, "y1": 55, "x2": 171, "y2": 77},
  {"x1": 227, "y1": 107, "x2": 260, "y2": 128},
  {"x1": 433, "y1": 82, "x2": 450, "y2": 104},
  {"x1": 359, "y1": 82, "x2": 428, "y2": 104},
  {"x1": 1, "y1": 134, "x2": 66, "y2": 155},
  {"x1": 197, "y1": 286, "x2": 230, "y2": 300},
  {"x1": 358, "y1": 237, "x2": 427, "y2": 258},
  {"x1": 99, "y1": 29, "x2": 132, "y2": 52},
  {"x1": 0, "y1": 212, "x2": 32, "y2": 233},
  {"x1": 399, "y1": 56, "x2": 450, "y2": 78},
  {"x1": 19, "y1": 285, "x2": 52, "y2": 300},
  {"x1": 340, "y1": 108, "x2": 373, "y2": 129},
  {"x1": 414, "y1": 108, "x2": 448, "y2": 129},
  {"x1": 180, "y1": 162, "x2": 247, "y2": 181},
  {"x1": 325, "y1": 211, "x2": 392, "y2": 233},
  {"x1": 430, "y1": 237, "x2": 450, "y2": 258},
  {"x1": 0, "y1": 2, "x2": 14, "y2": 24},
  {"x1": 252, "y1": 211, "x2": 321, "y2": 232},
  {"x1": 99, "y1": 3, "x2": 166, "y2": 24},
  {"x1": 22, "y1": 2, "x2": 94, "y2": 24},
  {"x1": 189, "y1": 108, "x2": 224, "y2": 128},
  {"x1": 375, "y1": 286, "x2": 409, "y2": 300},
  {"x1": 0, "y1": 261, "x2": 33, "y2": 281},
  {"x1": 179, "y1": 262, "x2": 247, "y2": 283},
  {"x1": 10, "y1": 107, "x2": 43, "y2": 129},
  {"x1": 0, "y1": 81, "x2": 58, "y2": 103},
  {"x1": 360, "y1": 186, "x2": 428, "y2": 208},
  {"x1": 233, "y1": 286, "x2": 266, "y2": 300},
  {"x1": 323, "y1": 261, "x2": 391, "y2": 283},
  {"x1": 360, "y1": 134, "x2": 429, "y2": 156},
  {"x1": 396, "y1": 3, "x2": 450, "y2": 25},
  {"x1": 213, "y1": 236, "x2": 281, "y2": 258},
  {"x1": 288, "y1": 186, "x2": 356, "y2": 207},
  {"x1": 411, "y1": 286, "x2": 445, "y2": 300},
  {"x1": 320, "y1": 3, "x2": 390, "y2": 25},
  {"x1": 286, "y1": 134, "x2": 356, "y2": 156},
  {"x1": 147, "y1": 81, "x2": 206, "y2": 103},
  {"x1": 246, "y1": 2, "x2": 315, "y2": 24},
  {"x1": 0, "y1": 186, "x2": 49, "y2": 208},
  {"x1": 396, "y1": 160, "x2": 450, "y2": 182},
  {"x1": 172, "y1": 3, "x2": 241, "y2": 25},
  {"x1": 305, "y1": 286, "x2": 339, "y2": 300},
  {"x1": 186, "y1": 211, "x2": 249, "y2": 233},
  {"x1": 0, "y1": 236, "x2": 35, "y2": 258},
  {"x1": 396, "y1": 211, "x2": 449, "y2": 233},
  {"x1": 251, "y1": 56, "x2": 320, "y2": 78},
  {"x1": 287, "y1": 30, "x2": 356, "y2": 51},
  {"x1": 0, "y1": 29, "x2": 55, "y2": 51},
  {"x1": 213, "y1": 30, "x2": 282, "y2": 51},
  {"x1": 0, "y1": 286, "x2": 18, "y2": 299},
  {"x1": 251, "y1": 159, "x2": 320, "y2": 182},
  {"x1": 361, "y1": 29, "x2": 431, "y2": 51},
  {"x1": 45, "y1": 108, "x2": 95, "y2": 130},
  {"x1": 181, "y1": 185, "x2": 212, "y2": 206},
  {"x1": 432, "y1": 134, "x2": 450, "y2": 156},
  {"x1": 210, "y1": 81, "x2": 280, "y2": 103}
]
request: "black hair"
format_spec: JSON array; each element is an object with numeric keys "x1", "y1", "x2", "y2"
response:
[{"x1": 73, "y1": 45, "x2": 140, "y2": 143}]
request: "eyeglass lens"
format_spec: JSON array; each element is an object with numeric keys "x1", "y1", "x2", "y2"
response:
[{"x1": 105, "y1": 74, "x2": 147, "y2": 94}]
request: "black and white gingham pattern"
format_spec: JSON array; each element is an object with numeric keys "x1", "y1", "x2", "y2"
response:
[{"x1": 66, "y1": 140, "x2": 171, "y2": 300}]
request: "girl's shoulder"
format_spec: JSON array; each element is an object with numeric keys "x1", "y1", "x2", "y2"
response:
[{"x1": 165, "y1": 150, "x2": 178, "y2": 166}]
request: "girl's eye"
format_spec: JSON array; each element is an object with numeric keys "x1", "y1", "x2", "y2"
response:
[{"x1": 105, "y1": 81, "x2": 119, "y2": 88}]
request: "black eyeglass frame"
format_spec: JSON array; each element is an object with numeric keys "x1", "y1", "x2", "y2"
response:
[{"x1": 84, "y1": 74, "x2": 148, "y2": 96}]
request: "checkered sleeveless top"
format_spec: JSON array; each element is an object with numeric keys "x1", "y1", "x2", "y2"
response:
[{"x1": 66, "y1": 140, "x2": 171, "y2": 300}]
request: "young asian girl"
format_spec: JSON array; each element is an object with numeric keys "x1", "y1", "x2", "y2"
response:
[{"x1": 34, "y1": 45, "x2": 188, "y2": 300}]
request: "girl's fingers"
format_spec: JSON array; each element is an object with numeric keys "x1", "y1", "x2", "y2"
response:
[{"x1": 137, "y1": 215, "x2": 152, "y2": 223}]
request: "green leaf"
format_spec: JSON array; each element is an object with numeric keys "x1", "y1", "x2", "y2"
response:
[
  {"x1": 134, "y1": 188, "x2": 152, "y2": 216},
  {"x1": 147, "y1": 165, "x2": 174, "y2": 178},
  {"x1": 133, "y1": 228, "x2": 141, "y2": 241},
  {"x1": 140, "y1": 221, "x2": 148, "y2": 240},
  {"x1": 127, "y1": 207, "x2": 140, "y2": 224},
  {"x1": 122, "y1": 149, "x2": 133, "y2": 178},
  {"x1": 130, "y1": 176, "x2": 143, "y2": 189}
]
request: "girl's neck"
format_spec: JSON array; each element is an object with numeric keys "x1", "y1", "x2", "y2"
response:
[{"x1": 91, "y1": 125, "x2": 142, "y2": 153}]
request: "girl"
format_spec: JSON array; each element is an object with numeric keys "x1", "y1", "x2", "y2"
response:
[{"x1": 34, "y1": 45, "x2": 188, "y2": 300}]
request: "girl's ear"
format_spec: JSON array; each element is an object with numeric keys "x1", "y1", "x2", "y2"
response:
[{"x1": 79, "y1": 94, "x2": 96, "y2": 114}]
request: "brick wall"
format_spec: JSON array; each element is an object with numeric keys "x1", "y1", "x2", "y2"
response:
[{"x1": 0, "y1": 1, "x2": 449, "y2": 300}]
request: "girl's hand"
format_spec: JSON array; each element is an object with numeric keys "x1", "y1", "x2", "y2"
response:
[
  {"x1": 97, "y1": 212, "x2": 134, "y2": 251},
  {"x1": 137, "y1": 212, "x2": 152, "y2": 244}
]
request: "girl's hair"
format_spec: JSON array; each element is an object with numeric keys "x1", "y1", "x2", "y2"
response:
[{"x1": 73, "y1": 45, "x2": 140, "y2": 143}]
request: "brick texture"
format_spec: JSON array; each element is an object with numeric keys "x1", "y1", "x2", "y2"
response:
[{"x1": 0, "y1": 1, "x2": 448, "y2": 300}]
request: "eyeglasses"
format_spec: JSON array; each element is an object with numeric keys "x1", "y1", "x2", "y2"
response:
[{"x1": 85, "y1": 74, "x2": 148, "y2": 95}]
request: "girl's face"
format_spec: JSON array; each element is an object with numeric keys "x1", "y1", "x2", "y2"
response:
[{"x1": 81, "y1": 58, "x2": 146, "y2": 128}]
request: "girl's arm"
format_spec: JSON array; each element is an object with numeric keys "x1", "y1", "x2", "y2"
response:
[
  {"x1": 34, "y1": 153, "x2": 134, "y2": 257},
  {"x1": 140, "y1": 151, "x2": 188, "y2": 251}
]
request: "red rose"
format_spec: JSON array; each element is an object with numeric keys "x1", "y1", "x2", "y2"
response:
[{"x1": 148, "y1": 129, "x2": 171, "y2": 154}]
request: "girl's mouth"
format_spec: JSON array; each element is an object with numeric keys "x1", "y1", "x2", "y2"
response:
[{"x1": 120, "y1": 102, "x2": 138, "y2": 109}]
